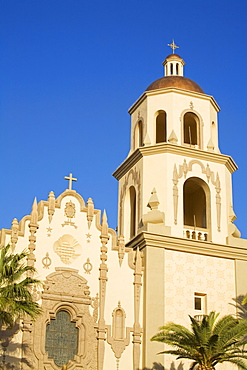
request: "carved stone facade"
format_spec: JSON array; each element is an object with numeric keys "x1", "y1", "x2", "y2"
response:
[{"x1": 29, "y1": 268, "x2": 97, "y2": 370}]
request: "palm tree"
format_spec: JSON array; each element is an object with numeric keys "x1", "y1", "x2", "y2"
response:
[
  {"x1": 0, "y1": 244, "x2": 41, "y2": 328},
  {"x1": 151, "y1": 311, "x2": 247, "y2": 370}
]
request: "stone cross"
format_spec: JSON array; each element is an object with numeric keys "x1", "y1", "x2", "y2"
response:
[{"x1": 64, "y1": 173, "x2": 77, "y2": 190}]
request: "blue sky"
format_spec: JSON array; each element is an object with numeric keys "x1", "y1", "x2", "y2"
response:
[{"x1": 1, "y1": 0, "x2": 247, "y2": 238}]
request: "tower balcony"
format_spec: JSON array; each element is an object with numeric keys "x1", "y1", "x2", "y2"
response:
[{"x1": 183, "y1": 225, "x2": 208, "y2": 241}]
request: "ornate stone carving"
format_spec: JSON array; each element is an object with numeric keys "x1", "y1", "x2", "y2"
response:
[
  {"x1": 46, "y1": 227, "x2": 52, "y2": 237},
  {"x1": 174, "y1": 159, "x2": 222, "y2": 231},
  {"x1": 42, "y1": 252, "x2": 52, "y2": 269},
  {"x1": 11, "y1": 218, "x2": 19, "y2": 248},
  {"x1": 106, "y1": 302, "x2": 131, "y2": 360},
  {"x1": 47, "y1": 191, "x2": 55, "y2": 223},
  {"x1": 117, "y1": 236, "x2": 125, "y2": 266},
  {"x1": 83, "y1": 258, "x2": 93, "y2": 274},
  {"x1": 87, "y1": 198, "x2": 94, "y2": 229},
  {"x1": 53, "y1": 234, "x2": 81, "y2": 264},
  {"x1": 86, "y1": 233, "x2": 92, "y2": 243},
  {"x1": 62, "y1": 201, "x2": 77, "y2": 228},
  {"x1": 31, "y1": 268, "x2": 97, "y2": 369},
  {"x1": 133, "y1": 248, "x2": 143, "y2": 370},
  {"x1": 97, "y1": 211, "x2": 110, "y2": 370},
  {"x1": 64, "y1": 200, "x2": 76, "y2": 218},
  {"x1": 27, "y1": 198, "x2": 39, "y2": 275},
  {"x1": 91, "y1": 293, "x2": 99, "y2": 323}
]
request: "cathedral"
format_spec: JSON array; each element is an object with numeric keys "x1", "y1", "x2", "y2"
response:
[{"x1": 1, "y1": 44, "x2": 247, "y2": 370}]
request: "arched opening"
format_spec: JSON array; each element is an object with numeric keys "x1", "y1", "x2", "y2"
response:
[
  {"x1": 170, "y1": 64, "x2": 173, "y2": 75},
  {"x1": 45, "y1": 310, "x2": 79, "y2": 367},
  {"x1": 183, "y1": 177, "x2": 210, "y2": 241},
  {"x1": 129, "y1": 186, "x2": 136, "y2": 238},
  {"x1": 114, "y1": 309, "x2": 124, "y2": 339},
  {"x1": 156, "y1": 111, "x2": 167, "y2": 143},
  {"x1": 176, "y1": 63, "x2": 179, "y2": 75},
  {"x1": 134, "y1": 120, "x2": 143, "y2": 149},
  {"x1": 183, "y1": 112, "x2": 200, "y2": 147}
]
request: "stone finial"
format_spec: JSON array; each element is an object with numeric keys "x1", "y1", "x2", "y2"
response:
[
  {"x1": 87, "y1": 198, "x2": 94, "y2": 229},
  {"x1": 147, "y1": 188, "x2": 159, "y2": 210},
  {"x1": 117, "y1": 235, "x2": 125, "y2": 266},
  {"x1": 30, "y1": 198, "x2": 38, "y2": 225},
  {"x1": 11, "y1": 218, "x2": 19, "y2": 247},
  {"x1": 207, "y1": 138, "x2": 214, "y2": 151},
  {"x1": 101, "y1": 210, "x2": 108, "y2": 237},
  {"x1": 48, "y1": 191, "x2": 55, "y2": 223},
  {"x1": 168, "y1": 129, "x2": 178, "y2": 144},
  {"x1": 143, "y1": 133, "x2": 151, "y2": 146}
]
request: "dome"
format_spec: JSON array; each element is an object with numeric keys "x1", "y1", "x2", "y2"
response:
[
  {"x1": 165, "y1": 53, "x2": 183, "y2": 61},
  {"x1": 146, "y1": 76, "x2": 204, "y2": 94}
]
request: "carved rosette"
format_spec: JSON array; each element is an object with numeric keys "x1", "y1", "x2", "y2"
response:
[{"x1": 53, "y1": 234, "x2": 81, "y2": 264}]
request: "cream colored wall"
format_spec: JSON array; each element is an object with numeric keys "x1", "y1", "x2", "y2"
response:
[{"x1": 162, "y1": 249, "x2": 236, "y2": 370}]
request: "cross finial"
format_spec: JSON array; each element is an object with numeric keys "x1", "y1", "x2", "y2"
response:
[
  {"x1": 168, "y1": 39, "x2": 179, "y2": 54},
  {"x1": 64, "y1": 173, "x2": 77, "y2": 190}
]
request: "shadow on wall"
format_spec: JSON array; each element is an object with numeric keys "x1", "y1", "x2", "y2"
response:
[
  {"x1": 0, "y1": 323, "x2": 32, "y2": 369},
  {"x1": 233, "y1": 295, "x2": 247, "y2": 319},
  {"x1": 143, "y1": 361, "x2": 184, "y2": 370}
]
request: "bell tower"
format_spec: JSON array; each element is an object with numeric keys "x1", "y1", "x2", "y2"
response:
[{"x1": 113, "y1": 43, "x2": 247, "y2": 370}]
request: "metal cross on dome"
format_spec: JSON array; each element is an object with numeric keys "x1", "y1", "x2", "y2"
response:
[
  {"x1": 168, "y1": 39, "x2": 179, "y2": 54},
  {"x1": 64, "y1": 173, "x2": 77, "y2": 190}
]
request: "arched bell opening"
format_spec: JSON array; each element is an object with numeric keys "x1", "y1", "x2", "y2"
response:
[
  {"x1": 134, "y1": 120, "x2": 143, "y2": 149},
  {"x1": 183, "y1": 112, "x2": 200, "y2": 148},
  {"x1": 155, "y1": 110, "x2": 167, "y2": 143},
  {"x1": 183, "y1": 177, "x2": 211, "y2": 241},
  {"x1": 124, "y1": 186, "x2": 137, "y2": 240}
]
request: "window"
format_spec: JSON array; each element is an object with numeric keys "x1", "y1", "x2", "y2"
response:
[
  {"x1": 129, "y1": 186, "x2": 136, "y2": 238},
  {"x1": 45, "y1": 310, "x2": 78, "y2": 367},
  {"x1": 134, "y1": 120, "x2": 143, "y2": 149},
  {"x1": 194, "y1": 293, "x2": 207, "y2": 315},
  {"x1": 156, "y1": 111, "x2": 167, "y2": 143},
  {"x1": 170, "y1": 64, "x2": 173, "y2": 75},
  {"x1": 183, "y1": 112, "x2": 200, "y2": 147}
]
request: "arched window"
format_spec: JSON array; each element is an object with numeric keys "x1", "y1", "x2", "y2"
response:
[
  {"x1": 156, "y1": 111, "x2": 167, "y2": 143},
  {"x1": 129, "y1": 186, "x2": 136, "y2": 238},
  {"x1": 183, "y1": 112, "x2": 200, "y2": 147},
  {"x1": 45, "y1": 310, "x2": 78, "y2": 367},
  {"x1": 183, "y1": 178, "x2": 210, "y2": 241},
  {"x1": 134, "y1": 120, "x2": 143, "y2": 149},
  {"x1": 113, "y1": 308, "x2": 124, "y2": 339},
  {"x1": 170, "y1": 64, "x2": 173, "y2": 75},
  {"x1": 176, "y1": 63, "x2": 179, "y2": 75}
]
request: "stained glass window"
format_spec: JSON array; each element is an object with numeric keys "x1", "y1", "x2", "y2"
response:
[{"x1": 45, "y1": 310, "x2": 78, "y2": 367}]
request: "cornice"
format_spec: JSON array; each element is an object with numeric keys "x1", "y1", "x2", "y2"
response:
[
  {"x1": 126, "y1": 232, "x2": 247, "y2": 261},
  {"x1": 112, "y1": 143, "x2": 237, "y2": 180},
  {"x1": 128, "y1": 88, "x2": 220, "y2": 115}
]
